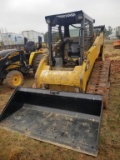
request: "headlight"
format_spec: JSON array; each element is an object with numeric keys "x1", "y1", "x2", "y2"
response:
[{"x1": 77, "y1": 14, "x2": 82, "y2": 20}]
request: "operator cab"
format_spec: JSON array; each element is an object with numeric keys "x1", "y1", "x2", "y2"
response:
[{"x1": 45, "y1": 10, "x2": 95, "y2": 68}]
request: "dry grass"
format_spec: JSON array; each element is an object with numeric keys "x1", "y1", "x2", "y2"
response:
[
  {"x1": 0, "y1": 43, "x2": 120, "y2": 160},
  {"x1": 104, "y1": 39, "x2": 116, "y2": 44},
  {"x1": 104, "y1": 41, "x2": 120, "y2": 61}
]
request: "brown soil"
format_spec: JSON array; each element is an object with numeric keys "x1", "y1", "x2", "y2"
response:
[
  {"x1": 0, "y1": 42, "x2": 120, "y2": 160},
  {"x1": 104, "y1": 40, "x2": 120, "y2": 60}
]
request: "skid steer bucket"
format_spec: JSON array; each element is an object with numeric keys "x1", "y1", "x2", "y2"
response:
[{"x1": 0, "y1": 87, "x2": 103, "y2": 156}]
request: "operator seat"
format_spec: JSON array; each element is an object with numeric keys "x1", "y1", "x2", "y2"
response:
[
  {"x1": 24, "y1": 41, "x2": 36, "y2": 59},
  {"x1": 24, "y1": 41, "x2": 36, "y2": 53},
  {"x1": 68, "y1": 42, "x2": 80, "y2": 58},
  {"x1": 63, "y1": 37, "x2": 80, "y2": 58}
]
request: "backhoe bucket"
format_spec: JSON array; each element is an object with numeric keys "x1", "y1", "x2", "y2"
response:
[{"x1": 0, "y1": 87, "x2": 103, "y2": 156}]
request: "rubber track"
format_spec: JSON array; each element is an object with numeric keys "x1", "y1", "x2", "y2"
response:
[{"x1": 86, "y1": 60, "x2": 111, "y2": 108}]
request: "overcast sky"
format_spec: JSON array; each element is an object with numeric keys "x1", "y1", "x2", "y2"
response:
[{"x1": 0, "y1": 0, "x2": 120, "y2": 34}]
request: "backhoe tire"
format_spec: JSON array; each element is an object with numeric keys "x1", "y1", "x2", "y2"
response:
[
  {"x1": 33, "y1": 54, "x2": 46, "y2": 73},
  {"x1": 6, "y1": 70, "x2": 24, "y2": 88}
]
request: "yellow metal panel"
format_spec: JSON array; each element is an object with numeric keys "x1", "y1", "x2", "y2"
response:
[
  {"x1": 35, "y1": 32, "x2": 104, "y2": 92},
  {"x1": 8, "y1": 51, "x2": 19, "y2": 59},
  {"x1": 80, "y1": 32, "x2": 104, "y2": 91},
  {"x1": 35, "y1": 55, "x2": 50, "y2": 87},
  {"x1": 40, "y1": 66, "x2": 82, "y2": 87},
  {"x1": 6, "y1": 62, "x2": 21, "y2": 70},
  {"x1": 29, "y1": 51, "x2": 43, "y2": 65}
]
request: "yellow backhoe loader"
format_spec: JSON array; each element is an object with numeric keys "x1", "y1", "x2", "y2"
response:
[
  {"x1": 0, "y1": 37, "x2": 46, "y2": 88},
  {"x1": 0, "y1": 11, "x2": 110, "y2": 156}
]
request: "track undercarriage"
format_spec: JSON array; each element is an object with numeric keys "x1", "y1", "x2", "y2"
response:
[{"x1": 87, "y1": 60, "x2": 111, "y2": 108}]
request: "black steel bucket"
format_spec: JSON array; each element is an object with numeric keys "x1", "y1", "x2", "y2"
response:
[{"x1": 0, "y1": 87, "x2": 103, "y2": 156}]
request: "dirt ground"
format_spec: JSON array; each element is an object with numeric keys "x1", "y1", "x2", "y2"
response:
[{"x1": 0, "y1": 41, "x2": 120, "y2": 160}]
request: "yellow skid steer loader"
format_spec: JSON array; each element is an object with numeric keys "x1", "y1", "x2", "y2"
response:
[{"x1": 0, "y1": 11, "x2": 110, "y2": 156}]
